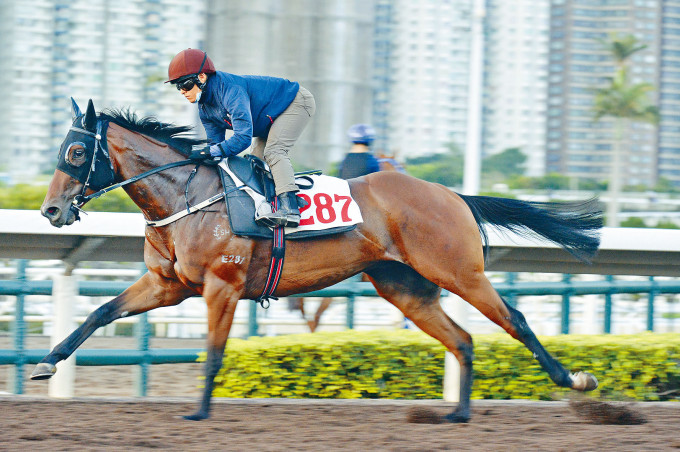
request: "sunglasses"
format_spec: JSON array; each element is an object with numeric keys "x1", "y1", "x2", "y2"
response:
[{"x1": 175, "y1": 77, "x2": 198, "y2": 92}]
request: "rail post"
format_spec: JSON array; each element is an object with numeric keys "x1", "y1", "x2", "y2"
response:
[
  {"x1": 561, "y1": 274, "x2": 572, "y2": 334},
  {"x1": 604, "y1": 275, "x2": 613, "y2": 334},
  {"x1": 647, "y1": 276, "x2": 656, "y2": 332},
  {"x1": 248, "y1": 301, "x2": 258, "y2": 337},
  {"x1": 346, "y1": 293, "x2": 355, "y2": 330},
  {"x1": 49, "y1": 270, "x2": 77, "y2": 398},
  {"x1": 134, "y1": 312, "x2": 150, "y2": 396},
  {"x1": 9, "y1": 259, "x2": 28, "y2": 394},
  {"x1": 134, "y1": 264, "x2": 150, "y2": 396},
  {"x1": 505, "y1": 272, "x2": 517, "y2": 307}
]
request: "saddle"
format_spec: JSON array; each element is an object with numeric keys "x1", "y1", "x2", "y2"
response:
[
  {"x1": 219, "y1": 155, "x2": 357, "y2": 240},
  {"x1": 218, "y1": 155, "x2": 359, "y2": 305},
  {"x1": 226, "y1": 155, "x2": 277, "y2": 203}
]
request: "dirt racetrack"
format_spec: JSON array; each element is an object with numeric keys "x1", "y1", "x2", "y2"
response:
[
  {"x1": 2, "y1": 336, "x2": 680, "y2": 451},
  {"x1": 2, "y1": 397, "x2": 680, "y2": 451}
]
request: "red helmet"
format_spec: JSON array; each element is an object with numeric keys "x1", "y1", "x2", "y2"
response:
[{"x1": 166, "y1": 49, "x2": 216, "y2": 83}]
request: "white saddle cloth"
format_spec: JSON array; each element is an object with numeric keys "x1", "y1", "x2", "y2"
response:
[{"x1": 219, "y1": 161, "x2": 363, "y2": 234}]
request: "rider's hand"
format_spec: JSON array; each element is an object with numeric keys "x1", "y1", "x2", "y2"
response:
[{"x1": 189, "y1": 145, "x2": 222, "y2": 165}]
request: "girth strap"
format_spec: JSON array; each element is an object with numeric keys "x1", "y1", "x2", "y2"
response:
[{"x1": 254, "y1": 198, "x2": 286, "y2": 308}]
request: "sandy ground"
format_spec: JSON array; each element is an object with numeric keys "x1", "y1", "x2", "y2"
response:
[{"x1": 1, "y1": 398, "x2": 679, "y2": 451}]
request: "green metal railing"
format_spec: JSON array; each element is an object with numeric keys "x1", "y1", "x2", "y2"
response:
[{"x1": 1, "y1": 259, "x2": 679, "y2": 395}]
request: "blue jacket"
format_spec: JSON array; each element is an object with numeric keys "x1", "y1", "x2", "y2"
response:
[
  {"x1": 338, "y1": 152, "x2": 381, "y2": 180},
  {"x1": 197, "y1": 71, "x2": 300, "y2": 157}
]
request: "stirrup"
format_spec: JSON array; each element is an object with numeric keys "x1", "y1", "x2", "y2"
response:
[
  {"x1": 255, "y1": 214, "x2": 280, "y2": 228},
  {"x1": 255, "y1": 192, "x2": 301, "y2": 228},
  {"x1": 257, "y1": 211, "x2": 300, "y2": 228}
]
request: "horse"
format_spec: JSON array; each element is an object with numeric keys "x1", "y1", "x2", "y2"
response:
[
  {"x1": 35, "y1": 99, "x2": 602, "y2": 422},
  {"x1": 377, "y1": 154, "x2": 406, "y2": 173}
]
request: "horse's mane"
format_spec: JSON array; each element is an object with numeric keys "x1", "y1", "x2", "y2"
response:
[{"x1": 99, "y1": 109, "x2": 205, "y2": 156}]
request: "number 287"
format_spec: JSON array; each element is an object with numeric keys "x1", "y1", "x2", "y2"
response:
[{"x1": 297, "y1": 193, "x2": 352, "y2": 226}]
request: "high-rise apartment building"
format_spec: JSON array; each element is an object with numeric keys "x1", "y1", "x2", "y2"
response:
[
  {"x1": 657, "y1": 1, "x2": 680, "y2": 187},
  {"x1": 546, "y1": 0, "x2": 664, "y2": 188},
  {"x1": 376, "y1": 0, "x2": 473, "y2": 158},
  {"x1": 204, "y1": 0, "x2": 375, "y2": 170},
  {"x1": 0, "y1": 0, "x2": 205, "y2": 182},
  {"x1": 483, "y1": 0, "x2": 551, "y2": 177},
  {"x1": 0, "y1": 0, "x2": 54, "y2": 181},
  {"x1": 372, "y1": 0, "x2": 394, "y2": 154}
]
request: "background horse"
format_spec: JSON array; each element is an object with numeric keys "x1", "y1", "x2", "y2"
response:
[{"x1": 35, "y1": 99, "x2": 601, "y2": 422}]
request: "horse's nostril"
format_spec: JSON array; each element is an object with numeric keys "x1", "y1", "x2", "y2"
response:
[{"x1": 45, "y1": 206, "x2": 60, "y2": 217}]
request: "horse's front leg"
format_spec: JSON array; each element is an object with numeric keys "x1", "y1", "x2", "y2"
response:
[
  {"x1": 184, "y1": 277, "x2": 241, "y2": 421},
  {"x1": 31, "y1": 272, "x2": 193, "y2": 380}
]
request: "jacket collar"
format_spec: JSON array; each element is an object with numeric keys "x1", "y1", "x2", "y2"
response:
[{"x1": 197, "y1": 74, "x2": 215, "y2": 104}]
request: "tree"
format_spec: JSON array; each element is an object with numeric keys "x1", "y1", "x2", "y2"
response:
[
  {"x1": 592, "y1": 33, "x2": 659, "y2": 227},
  {"x1": 404, "y1": 144, "x2": 464, "y2": 187},
  {"x1": 481, "y1": 147, "x2": 526, "y2": 187}
]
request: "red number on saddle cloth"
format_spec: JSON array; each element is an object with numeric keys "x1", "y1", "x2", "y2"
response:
[
  {"x1": 334, "y1": 194, "x2": 352, "y2": 222},
  {"x1": 314, "y1": 193, "x2": 336, "y2": 224},
  {"x1": 298, "y1": 193, "x2": 314, "y2": 226},
  {"x1": 297, "y1": 192, "x2": 354, "y2": 226}
]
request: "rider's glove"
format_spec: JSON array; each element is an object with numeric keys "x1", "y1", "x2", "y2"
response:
[{"x1": 189, "y1": 145, "x2": 222, "y2": 166}]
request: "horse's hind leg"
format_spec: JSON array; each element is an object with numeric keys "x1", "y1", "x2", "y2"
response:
[
  {"x1": 453, "y1": 270, "x2": 598, "y2": 392},
  {"x1": 365, "y1": 263, "x2": 474, "y2": 422},
  {"x1": 311, "y1": 297, "x2": 332, "y2": 332}
]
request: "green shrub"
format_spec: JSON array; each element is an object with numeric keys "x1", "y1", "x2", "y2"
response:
[
  {"x1": 199, "y1": 330, "x2": 680, "y2": 401},
  {"x1": 0, "y1": 184, "x2": 138, "y2": 212}
]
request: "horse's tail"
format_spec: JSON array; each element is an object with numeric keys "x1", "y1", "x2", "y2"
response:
[{"x1": 458, "y1": 194, "x2": 603, "y2": 263}]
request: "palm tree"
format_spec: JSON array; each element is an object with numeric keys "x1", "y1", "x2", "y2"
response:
[{"x1": 592, "y1": 34, "x2": 659, "y2": 227}]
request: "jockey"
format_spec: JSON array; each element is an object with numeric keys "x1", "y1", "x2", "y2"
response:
[
  {"x1": 166, "y1": 48, "x2": 316, "y2": 228},
  {"x1": 338, "y1": 124, "x2": 381, "y2": 180}
]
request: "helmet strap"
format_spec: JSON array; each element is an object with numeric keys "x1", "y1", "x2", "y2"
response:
[{"x1": 196, "y1": 52, "x2": 209, "y2": 90}]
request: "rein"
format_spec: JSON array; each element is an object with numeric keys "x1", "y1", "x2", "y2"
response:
[
  {"x1": 69, "y1": 119, "x2": 233, "y2": 226},
  {"x1": 77, "y1": 159, "x2": 198, "y2": 204}
]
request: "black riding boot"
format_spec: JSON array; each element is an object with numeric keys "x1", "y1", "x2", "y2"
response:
[{"x1": 258, "y1": 191, "x2": 301, "y2": 228}]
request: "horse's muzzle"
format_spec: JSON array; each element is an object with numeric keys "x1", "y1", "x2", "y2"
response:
[{"x1": 41, "y1": 204, "x2": 79, "y2": 227}]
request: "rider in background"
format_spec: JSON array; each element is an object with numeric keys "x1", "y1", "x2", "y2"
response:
[
  {"x1": 338, "y1": 124, "x2": 381, "y2": 180},
  {"x1": 166, "y1": 48, "x2": 316, "y2": 228}
]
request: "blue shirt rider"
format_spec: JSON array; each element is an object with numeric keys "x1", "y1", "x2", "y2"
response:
[
  {"x1": 166, "y1": 48, "x2": 316, "y2": 228},
  {"x1": 338, "y1": 124, "x2": 381, "y2": 180}
]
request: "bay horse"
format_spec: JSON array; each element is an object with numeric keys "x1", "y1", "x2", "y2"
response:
[{"x1": 35, "y1": 99, "x2": 601, "y2": 422}]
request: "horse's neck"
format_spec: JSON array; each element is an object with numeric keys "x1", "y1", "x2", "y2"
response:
[{"x1": 107, "y1": 125, "x2": 209, "y2": 222}]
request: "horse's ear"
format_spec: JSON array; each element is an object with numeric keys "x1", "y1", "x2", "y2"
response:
[
  {"x1": 70, "y1": 97, "x2": 82, "y2": 119},
  {"x1": 83, "y1": 99, "x2": 97, "y2": 131}
]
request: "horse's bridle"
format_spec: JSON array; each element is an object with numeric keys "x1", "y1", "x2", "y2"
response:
[{"x1": 57, "y1": 116, "x2": 197, "y2": 221}]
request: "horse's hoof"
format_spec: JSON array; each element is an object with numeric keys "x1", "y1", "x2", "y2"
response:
[
  {"x1": 443, "y1": 411, "x2": 470, "y2": 423},
  {"x1": 30, "y1": 363, "x2": 57, "y2": 380},
  {"x1": 182, "y1": 412, "x2": 209, "y2": 421},
  {"x1": 571, "y1": 371, "x2": 598, "y2": 391}
]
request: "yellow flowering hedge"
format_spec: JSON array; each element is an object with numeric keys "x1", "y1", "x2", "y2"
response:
[{"x1": 198, "y1": 330, "x2": 680, "y2": 401}]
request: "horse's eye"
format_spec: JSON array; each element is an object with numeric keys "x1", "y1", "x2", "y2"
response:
[{"x1": 66, "y1": 142, "x2": 87, "y2": 167}]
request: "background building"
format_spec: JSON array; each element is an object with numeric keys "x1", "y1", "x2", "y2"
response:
[
  {"x1": 545, "y1": 0, "x2": 662, "y2": 188},
  {"x1": 657, "y1": 1, "x2": 680, "y2": 187},
  {"x1": 204, "y1": 0, "x2": 376, "y2": 170},
  {"x1": 483, "y1": 0, "x2": 551, "y2": 177},
  {"x1": 3, "y1": 0, "x2": 680, "y2": 191},
  {"x1": 0, "y1": 0, "x2": 205, "y2": 182},
  {"x1": 377, "y1": 0, "x2": 474, "y2": 158}
]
